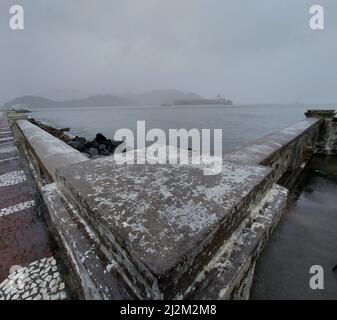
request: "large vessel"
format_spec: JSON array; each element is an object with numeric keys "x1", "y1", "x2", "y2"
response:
[{"x1": 173, "y1": 98, "x2": 233, "y2": 105}]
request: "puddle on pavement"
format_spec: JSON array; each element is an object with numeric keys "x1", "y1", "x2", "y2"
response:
[{"x1": 251, "y1": 154, "x2": 337, "y2": 300}]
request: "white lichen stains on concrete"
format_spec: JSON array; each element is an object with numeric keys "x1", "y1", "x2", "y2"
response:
[
  {"x1": 184, "y1": 184, "x2": 288, "y2": 300},
  {"x1": 55, "y1": 148, "x2": 273, "y2": 299},
  {"x1": 58, "y1": 157, "x2": 270, "y2": 264}
]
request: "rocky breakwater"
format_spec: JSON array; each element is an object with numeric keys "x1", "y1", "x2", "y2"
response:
[
  {"x1": 28, "y1": 118, "x2": 124, "y2": 158},
  {"x1": 68, "y1": 133, "x2": 124, "y2": 158}
]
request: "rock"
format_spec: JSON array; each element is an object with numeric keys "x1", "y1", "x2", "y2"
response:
[
  {"x1": 102, "y1": 150, "x2": 112, "y2": 156},
  {"x1": 91, "y1": 155, "x2": 102, "y2": 160},
  {"x1": 85, "y1": 141, "x2": 93, "y2": 149},
  {"x1": 111, "y1": 140, "x2": 123, "y2": 148},
  {"x1": 73, "y1": 136, "x2": 86, "y2": 144},
  {"x1": 75, "y1": 139, "x2": 86, "y2": 152},
  {"x1": 67, "y1": 141, "x2": 80, "y2": 149},
  {"x1": 95, "y1": 133, "x2": 108, "y2": 144},
  {"x1": 98, "y1": 144, "x2": 106, "y2": 153},
  {"x1": 28, "y1": 118, "x2": 123, "y2": 158},
  {"x1": 88, "y1": 147, "x2": 98, "y2": 156}
]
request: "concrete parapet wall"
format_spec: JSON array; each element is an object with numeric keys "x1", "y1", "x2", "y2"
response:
[
  {"x1": 10, "y1": 119, "x2": 87, "y2": 184},
  {"x1": 7, "y1": 109, "x2": 337, "y2": 300},
  {"x1": 223, "y1": 117, "x2": 323, "y2": 188}
]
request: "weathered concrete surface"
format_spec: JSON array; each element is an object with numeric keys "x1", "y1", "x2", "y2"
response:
[
  {"x1": 223, "y1": 118, "x2": 320, "y2": 165},
  {"x1": 190, "y1": 184, "x2": 288, "y2": 299},
  {"x1": 305, "y1": 110, "x2": 337, "y2": 155},
  {"x1": 56, "y1": 156, "x2": 273, "y2": 299},
  {"x1": 223, "y1": 117, "x2": 323, "y2": 191},
  {"x1": 316, "y1": 119, "x2": 337, "y2": 155},
  {"x1": 41, "y1": 182, "x2": 132, "y2": 300},
  {"x1": 14, "y1": 119, "x2": 88, "y2": 182}
]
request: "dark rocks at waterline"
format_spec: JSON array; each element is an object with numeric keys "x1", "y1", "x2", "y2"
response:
[
  {"x1": 68, "y1": 133, "x2": 124, "y2": 157},
  {"x1": 28, "y1": 118, "x2": 124, "y2": 158},
  {"x1": 76, "y1": 134, "x2": 124, "y2": 157}
]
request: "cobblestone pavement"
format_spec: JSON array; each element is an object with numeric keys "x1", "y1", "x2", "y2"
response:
[{"x1": 0, "y1": 112, "x2": 67, "y2": 300}]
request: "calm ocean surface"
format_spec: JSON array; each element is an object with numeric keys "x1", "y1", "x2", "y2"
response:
[{"x1": 30, "y1": 104, "x2": 332, "y2": 151}]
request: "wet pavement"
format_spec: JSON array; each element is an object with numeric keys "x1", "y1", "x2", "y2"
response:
[
  {"x1": 251, "y1": 155, "x2": 337, "y2": 299},
  {"x1": 0, "y1": 112, "x2": 67, "y2": 300}
]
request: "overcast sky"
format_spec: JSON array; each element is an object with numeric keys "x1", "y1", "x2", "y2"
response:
[{"x1": 0, "y1": 0, "x2": 336, "y2": 104}]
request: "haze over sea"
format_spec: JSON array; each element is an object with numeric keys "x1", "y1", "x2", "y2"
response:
[{"x1": 31, "y1": 104, "x2": 332, "y2": 151}]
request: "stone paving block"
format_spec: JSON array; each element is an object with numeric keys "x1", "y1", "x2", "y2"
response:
[
  {"x1": 0, "y1": 256, "x2": 67, "y2": 300},
  {"x1": 0, "y1": 200, "x2": 35, "y2": 218},
  {"x1": 0, "y1": 145, "x2": 17, "y2": 155}
]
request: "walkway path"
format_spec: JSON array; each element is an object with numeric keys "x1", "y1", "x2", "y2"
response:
[{"x1": 0, "y1": 112, "x2": 67, "y2": 300}]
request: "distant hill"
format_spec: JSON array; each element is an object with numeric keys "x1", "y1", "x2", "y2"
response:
[
  {"x1": 5, "y1": 96, "x2": 57, "y2": 108},
  {"x1": 4, "y1": 90, "x2": 204, "y2": 108},
  {"x1": 120, "y1": 90, "x2": 203, "y2": 105},
  {"x1": 4, "y1": 94, "x2": 133, "y2": 108}
]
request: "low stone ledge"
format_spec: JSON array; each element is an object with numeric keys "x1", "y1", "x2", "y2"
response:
[
  {"x1": 55, "y1": 154, "x2": 275, "y2": 299},
  {"x1": 41, "y1": 183, "x2": 132, "y2": 300},
  {"x1": 14, "y1": 120, "x2": 88, "y2": 181},
  {"x1": 187, "y1": 184, "x2": 288, "y2": 299},
  {"x1": 223, "y1": 118, "x2": 321, "y2": 165},
  {"x1": 41, "y1": 179, "x2": 287, "y2": 300},
  {"x1": 223, "y1": 117, "x2": 323, "y2": 185}
]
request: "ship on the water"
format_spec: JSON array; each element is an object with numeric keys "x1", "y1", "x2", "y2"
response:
[
  {"x1": 173, "y1": 98, "x2": 233, "y2": 106},
  {"x1": 162, "y1": 95, "x2": 233, "y2": 106}
]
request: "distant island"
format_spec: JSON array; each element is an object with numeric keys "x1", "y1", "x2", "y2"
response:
[
  {"x1": 4, "y1": 94, "x2": 131, "y2": 108},
  {"x1": 161, "y1": 94, "x2": 232, "y2": 106},
  {"x1": 168, "y1": 98, "x2": 233, "y2": 106},
  {"x1": 4, "y1": 90, "x2": 232, "y2": 108}
]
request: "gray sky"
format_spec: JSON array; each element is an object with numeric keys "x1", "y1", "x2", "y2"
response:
[{"x1": 1, "y1": 0, "x2": 337, "y2": 104}]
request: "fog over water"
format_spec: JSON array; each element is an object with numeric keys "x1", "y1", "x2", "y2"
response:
[
  {"x1": 1, "y1": 0, "x2": 337, "y2": 105},
  {"x1": 2, "y1": 1, "x2": 337, "y2": 148}
]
